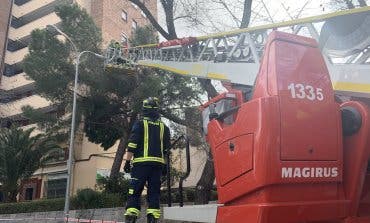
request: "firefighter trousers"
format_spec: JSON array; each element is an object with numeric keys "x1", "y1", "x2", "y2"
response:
[{"x1": 125, "y1": 164, "x2": 162, "y2": 218}]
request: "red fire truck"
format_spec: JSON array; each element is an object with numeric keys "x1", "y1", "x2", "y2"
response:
[{"x1": 107, "y1": 6, "x2": 370, "y2": 223}]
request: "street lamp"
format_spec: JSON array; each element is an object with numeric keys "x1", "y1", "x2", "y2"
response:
[
  {"x1": 46, "y1": 24, "x2": 105, "y2": 221},
  {"x1": 46, "y1": 24, "x2": 78, "y2": 53}
]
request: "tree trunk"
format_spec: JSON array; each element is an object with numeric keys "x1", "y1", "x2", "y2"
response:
[
  {"x1": 240, "y1": 0, "x2": 253, "y2": 28},
  {"x1": 195, "y1": 152, "x2": 215, "y2": 204},
  {"x1": 9, "y1": 190, "x2": 17, "y2": 202},
  {"x1": 198, "y1": 79, "x2": 218, "y2": 99},
  {"x1": 345, "y1": 0, "x2": 355, "y2": 8},
  {"x1": 162, "y1": 0, "x2": 177, "y2": 39},
  {"x1": 358, "y1": 0, "x2": 367, "y2": 6},
  {"x1": 109, "y1": 130, "x2": 129, "y2": 179},
  {"x1": 4, "y1": 188, "x2": 18, "y2": 202}
]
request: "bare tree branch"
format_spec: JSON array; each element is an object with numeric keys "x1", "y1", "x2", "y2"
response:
[
  {"x1": 174, "y1": 15, "x2": 193, "y2": 21},
  {"x1": 295, "y1": 0, "x2": 311, "y2": 18},
  {"x1": 281, "y1": 1, "x2": 310, "y2": 31},
  {"x1": 212, "y1": 0, "x2": 241, "y2": 27},
  {"x1": 281, "y1": 3, "x2": 295, "y2": 20},
  {"x1": 260, "y1": 0, "x2": 274, "y2": 22}
]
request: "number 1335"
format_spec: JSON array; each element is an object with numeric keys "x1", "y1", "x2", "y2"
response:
[{"x1": 288, "y1": 83, "x2": 324, "y2": 101}]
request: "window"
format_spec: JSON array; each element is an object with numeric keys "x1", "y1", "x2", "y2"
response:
[
  {"x1": 202, "y1": 98, "x2": 236, "y2": 135},
  {"x1": 121, "y1": 10, "x2": 127, "y2": 21},
  {"x1": 121, "y1": 32, "x2": 128, "y2": 44},
  {"x1": 25, "y1": 188, "x2": 34, "y2": 200},
  {"x1": 132, "y1": 19, "x2": 137, "y2": 30},
  {"x1": 46, "y1": 178, "x2": 67, "y2": 199},
  {"x1": 0, "y1": 191, "x2": 3, "y2": 202}
]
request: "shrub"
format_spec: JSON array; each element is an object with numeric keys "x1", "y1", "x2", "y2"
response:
[
  {"x1": 96, "y1": 173, "x2": 130, "y2": 201},
  {"x1": 0, "y1": 198, "x2": 64, "y2": 214},
  {"x1": 185, "y1": 188, "x2": 196, "y2": 201},
  {"x1": 71, "y1": 189, "x2": 124, "y2": 210},
  {"x1": 71, "y1": 188, "x2": 102, "y2": 209},
  {"x1": 160, "y1": 187, "x2": 198, "y2": 204}
]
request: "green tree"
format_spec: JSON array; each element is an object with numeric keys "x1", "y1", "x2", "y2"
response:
[
  {"x1": 23, "y1": 3, "x2": 203, "y2": 181},
  {"x1": 0, "y1": 127, "x2": 61, "y2": 202},
  {"x1": 129, "y1": 25, "x2": 158, "y2": 47}
]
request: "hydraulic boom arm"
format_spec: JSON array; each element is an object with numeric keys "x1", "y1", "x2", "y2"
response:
[{"x1": 106, "y1": 6, "x2": 370, "y2": 98}]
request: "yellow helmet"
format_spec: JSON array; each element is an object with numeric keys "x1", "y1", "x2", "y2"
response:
[{"x1": 142, "y1": 97, "x2": 159, "y2": 109}]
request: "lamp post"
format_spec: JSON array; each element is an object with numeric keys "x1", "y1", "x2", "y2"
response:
[
  {"x1": 46, "y1": 25, "x2": 105, "y2": 221},
  {"x1": 46, "y1": 24, "x2": 78, "y2": 53}
]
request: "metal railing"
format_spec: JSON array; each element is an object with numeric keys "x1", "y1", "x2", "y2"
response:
[
  {"x1": 179, "y1": 136, "x2": 191, "y2": 207},
  {"x1": 165, "y1": 135, "x2": 191, "y2": 208}
]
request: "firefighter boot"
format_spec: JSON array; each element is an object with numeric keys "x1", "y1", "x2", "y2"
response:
[
  {"x1": 147, "y1": 214, "x2": 158, "y2": 223},
  {"x1": 125, "y1": 215, "x2": 137, "y2": 223}
]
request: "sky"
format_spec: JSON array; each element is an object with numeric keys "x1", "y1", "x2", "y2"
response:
[{"x1": 157, "y1": 0, "x2": 370, "y2": 40}]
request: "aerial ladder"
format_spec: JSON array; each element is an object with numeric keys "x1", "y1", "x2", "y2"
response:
[{"x1": 105, "y1": 6, "x2": 370, "y2": 223}]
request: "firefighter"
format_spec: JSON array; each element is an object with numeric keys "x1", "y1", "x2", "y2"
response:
[{"x1": 124, "y1": 97, "x2": 171, "y2": 223}]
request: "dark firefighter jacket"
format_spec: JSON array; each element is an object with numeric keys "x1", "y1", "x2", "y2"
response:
[{"x1": 127, "y1": 117, "x2": 171, "y2": 166}]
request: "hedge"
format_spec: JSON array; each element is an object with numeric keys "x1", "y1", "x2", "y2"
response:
[
  {"x1": 0, "y1": 190, "x2": 124, "y2": 215},
  {"x1": 0, "y1": 188, "x2": 218, "y2": 214},
  {"x1": 0, "y1": 198, "x2": 65, "y2": 214}
]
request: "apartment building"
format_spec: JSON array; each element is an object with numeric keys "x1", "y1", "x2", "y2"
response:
[{"x1": 0, "y1": 0, "x2": 157, "y2": 202}]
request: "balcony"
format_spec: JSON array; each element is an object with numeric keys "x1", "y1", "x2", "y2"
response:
[
  {"x1": 12, "y1": 0, "x2": 57, "y2": 18},
  {"x1": 0, "y1": 94, "x2": 52, "y2": 118},
  {"x1": 14, "y1": 0, "x2": 32, "y2": 6},
  {"x1": 0, "y1": 72, "x2": 34, "y2": 91},
  {"x1": 8, "y1": 12, "x2": 61, "y2": 41},
  {"x1": 4, "y1": 47, "x2": 28, "y2": 65}
]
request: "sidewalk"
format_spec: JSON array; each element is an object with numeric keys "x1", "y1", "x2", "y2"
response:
[{"x1": 0, "y1": 207, "x2": 186, "y2": 223}]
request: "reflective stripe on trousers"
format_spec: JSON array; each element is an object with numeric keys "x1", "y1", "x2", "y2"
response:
[{"x1": 125, "y1": 165, "x2": 162, "y2": 217}]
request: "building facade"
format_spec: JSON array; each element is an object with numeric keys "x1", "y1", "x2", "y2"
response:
[{"x1": 0, "y1": 0, "x2": 157, "y2": 202}]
